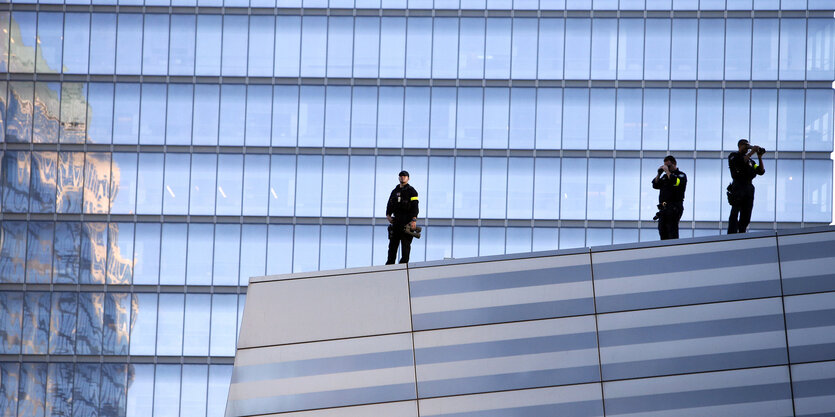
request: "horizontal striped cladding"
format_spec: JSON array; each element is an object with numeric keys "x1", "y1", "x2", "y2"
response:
[
  {"x1": 603, "y1": 366, "x2": 794, "y2": 417},
  {"x1": 418, "y1": 384, "x2": 603, "y2": 417},
  {"x1": 778, "y1": 230, "x2": 835, "y2": 295},
  {"x1": 226, "y1": 334, "x2": 416, "y2": 416},
  {"x1": 413, "y1": 316, "x2": 599, "y2": 398},
  {"x1": 257, "y1": 401, "x2": 419, "y2": 417},
  {"x1": 408, "y1": 254, "x2": 593, "y2": 330},
  {"x1": 597, "y1": 298, "x2": 788, "y2": 380},
  {"x1": 792, "y1": 361, "x2": 835, "y2": 417},
  {"x1": 591, "y1": 236, "x2": 781, "y2": 313},
  {"x1": 785, "y1": 292, "x2": 835, "y2": 363}
]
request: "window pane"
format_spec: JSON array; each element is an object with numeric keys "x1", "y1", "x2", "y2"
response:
[
  {"x1": 129, "y1": 293, "x2": 157, "y2": 356},
  {"x1": 725, "y1": 19, "x2": 752, "y2": 80},
  {"x1": 406, "y1": 18, "x2": 432, "y2": 78},
  {"x1": 87, "y1": 83, "x2": 114, "y2": 144},
  {"x1": 269, "y1": 155, "x2": 296, "y2": 217},
  {"x1": 807, "y1": 19, "x2": 835, "y2": 81},
  {"x1": 777, "y1": 89, "x2": 804, "y2": 151},
  {"x1": 107, "y1": 223, "x2": 134, "y2": 285},
  {"x1": 126, "y1": 365, "x2": 154, "y2": 417},
  {"x1": 221, "y1": 16, "x2": 248, "y2": 77},
  {"x1": 29, "y1": 151, "x2": 57, "y2": 214},
  {"x1": 563, "y1": 88, "x2": 589, "y2": 150},
  {"x1": 565, "y1": 18, "x2": 591, "y2": 79},
  {"x1": 296, "y1": 155, "x2": 322, "y2": 217},
  {"x1": 136, "y1": 153, "x2": 163, "y2": 215},
  {"x1": 693, "y1": 158, "x2": 722, "y2": 221},
  {"x1": 481, "y1": 157, "x2": 507, "y2": 219},
  {"x1": 587, "y1": 158, "x2": 614, "y2": 220},
  {"x1": 90, "y1": 14, "x2": 116, "y2": 74},
  {"x1": 349, "y1": 86, "x2": 378, "y2": 146},
  {"x1": 113, "y1": 84, "x2": 140, "y2": 145},
  {"x1": 275, "y1": 16, "x2": 301, "y2": 77},
  {"x1": 643, "y1": 89, "x2": 669, "y2": 150},
  {"x1": 100, "y1": 363, "x2": 128, "y2": 416},
  {"x1": 645, "y1": 19, "x2": 671, "y2": 80},
  {"x1": 6, "y1": 82, "x2": 34, "y2": 143},
  {"x1": 181, "y1": 365, "x2": 208, "y2": 417},
  {"x1": 750, "y1": 157, "x2": 776, "y2": 222},
  {"x1": 428, "y1": 157, "x2": 454, "y2": 218},
  {"x1": 380, "y1": 17, "x2": 406, "y2": 78},
  {"x1": 538, "y1": 19, "x2": 564, "y2": 80},
  {"x1": 26, "y1": 222, "x2": 54, "y2": 284},
  {"x1": 561, "y1": 158, "x2": 587, "y2": 220},
  {"x1": 18, "y1": 363, "x2": 47, "y2": 417},
  {"x1": 805, "y1": 89, "x2": 834, "y2": 152},
  {"x1": 430, "y1": 87, "x2": 457, "y2": 148},
  {"x1": 618, "y1": 19, "x2": 644, "y2": 80},
  {"x1": 57, "y1": 152, "x2": 84, "y2": 214},
  {"x1": 804, "y1": 160, "x2": 833, "y2": 223},
  {"x1": 697, "y1": 19, "x2": 725, "y2": 80},
  {"x1": 63, "y1": 13, "x2": 89, "y2": 74},
  {"x1": 9, "y1": 12, "x2": 35, "y2": 73},
  {"x1": 453, "y1": 226, "x2": 479, "y2": 259},
  {"x1": 591, "y1": 18, "x2": 617, "y2": 80},
  {"x1": 354, "y1": 17, "x2": 380, "y2": 78},
  {"x1": 133, "y1": 223, "x2": 161, "y2": 285},
  {"x1": 249, "y1": 16, "x2": 275, "y2": 77},
  {"x1": 512, "y1": 19, "x2": 537, "y2": 80},
  {"x1": 103, "y1": 293, "x2": 130, "y2": 355},
  {"x1": 454, "y1": 157, "x2": 481, "y2": 219},
  {"x1": 196, "y1": 15, "x2": 222, "y2": 76},
  {"x1": 216, "y1": 155, "x2": 243, "y2": 216},
  {"x1": 378, "y1": 87, "x2": 404, "y2": 148},
  {"x1": 273, "y1": 85, "x2": 299, "y2": 147},
  {"x1": 246, "y1": 86, "x2": 272, "y2": 146},
  {"x1": 298, "y1": 86, "x2": 325, "y2": 147},
  {"x1": 536, "y1": 88, "x2": 562, "y2": 149},
  {"x1": 207, "y1": 366, "x2": 233, "y2": 417},
  {"x1": 116, "y1": 14, "x2": 142, "y2": 74},
  {"x1": 507, "y1": 157, "x2": 534, "y2": 219},
  {"x1": 187, "y1": 224, "x2": 214, "y2": 286},
  {"x1": 46, "y1": 363, "x2": 73, "y2": 415},
  {"x1": 723, "y1": 89, "x2": 751, "y2": 150},
  {"x1": 752, "y1": 19, "x2": 779, "y2": 80},
  {"x1": 153, "y1": 365, "x2": 181, "y2": 417},
  {"x1": 163, "y1": 153, "x2": 191, "y2": 215},
  {"x1": 219, "y1": 85, "x2": 246, "y2": 146},
  {"x1": 431, "y1": 18, "x2": 458, "y2": 79},
  {"x1": 170, "y1": 15, "x2": 196, "y2": 76},
  {"x1": 0, "y1": 221, "x2": 27, "y2": 283},
  {"x1": 84, "y1": 152, "x2": 111, "y2": 214},
  {"x1": 142, "y1": 14, "x2": 169, "y2": 75},
  {"x1": 34, "y1": 82, "x2": 61, "y2": 144},
  {"x1": 22, "y1": 292, "x2": 50, "y2": 354},
  {"x1": 614, "y1": 158, "x2": 641, "y2": 220},
  {"x1": 321, "y1": 156, "x2": 349, "y2": 217},
  {"x1": 750, "y1": 89, "x2": 778, "y2": 152},
  {"x1": 160, "y1": 223, "x2": 187, "y2": 285},
  {"x1": 671, "y1": 19, "x2": 697, "y2": 80},
  {"x1": 374, "y1": 156, "x2": 402, "y2": 218},
  {"x1": 156, "y1": 294, "x2": 184, "y2": 356},
  {"x1": 483, "y1": 88, "x2": 509, "y2": 149},
  {"x1": 485, "y1": 18, "x2": 511, "y2": 79},
  {"x1": 696, "y1": 89, "x2": 722, "y2": 150},
  {"x1": 590, "y1": 88, "x2": 615, "y2": 150},
  {"x1": 534, "y1": 158, "x2": 560, "y2": 220},
  {"x1": 166, "y1": 84, "x2": 193, "y2": 146},
  {"x1": 320, "y1": 225, "x2": 347, "y2": 271},
  {"x1": 327, "y1": 17, "x2": 354, "y2": 78},
  {"x1": 404, "y1": 87, "x2": 430, "y2": 148},
  {"x1": 293, "y1": 225, "x2": 320, "y2": 273},
  {"x1": 56, "y1": 83, "x2": 85, "y2": 143},
  {"x1": 780, "y1": 19, "x2": 806, "y2": 80},
  {"x1": 509, "y1": 88, "x2": 535, "y2": 149},
  {"x1": 183, "y1": 294, "x2": 211, "y2": 356},
  {"x1": 560, "y1": 227, "x2": 585, "y2": 249},
  {"x1": 49, "y1": 292, "x2": 78, "y2": 355},
  {"x1": 80, "y1": 222, "x2": 108, "y2": 284},
  {"x1": 776, "y1": 159, "x2": 802, "y2": 222},
  {"x1": 669, "y1": 89, "x2": 696, "y2": 150},
  {"x1": 243, "y1": 155, "x2": 269, "y2": 217},
  {"x1": 301, "y1": 16, "x2": 327, "y2": 77},
  {"x1": 460, "y1": 18, "x2": 485, "y2": 79},
  {"x1": 346, "y1": 226, "x2": 373, "y2": 268},
  {"x1": 239, "y1": 225, "x2": 267, "y2": 285},
  {"x1": 267, "y1": 225, "x2": 293, "y2": 275},
  {"x1": 53, "y1": 222, "x2": 80, "y2": 284},
  {"x1": 324, "y1": 86, "x2": 351, "y2": 147}
]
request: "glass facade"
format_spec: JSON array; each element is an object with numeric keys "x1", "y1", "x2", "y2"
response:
[{"x1": 0, "y1": 0, "x2": 833, "y2": 415}]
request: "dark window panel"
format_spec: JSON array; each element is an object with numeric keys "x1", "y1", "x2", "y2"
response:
[
  {"x1": 53, "y1": 222, "x2": 82, "y2": 284},
  {"x1": 76, "y1": 292, "x2": 104, "y2": 355},
  {"x1": 60, "y1": 83, "x2": 88, "y2": 144},
  {"x1": 0, "y1": 292, "x2": 23, "y2": 354},
  {"x1": 26, "y1": 222, "x2": 54, "y2": 284},
  {"x1": 80, "y1": 222, "x2": 108, "y2": 284},
  {"x1": 29, "y1": 152, "x2": 58, "y2": 214},
  {"x1": 103, "y1": 293, "x2": 130, "y2": 356},
  {"x1": 45, "y1": 363, "x2": 73, "y2": 416}
]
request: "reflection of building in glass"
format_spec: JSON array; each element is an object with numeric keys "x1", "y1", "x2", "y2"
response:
[{"x1": 0, "y1": 2, "x2": 834, "y2": 416}]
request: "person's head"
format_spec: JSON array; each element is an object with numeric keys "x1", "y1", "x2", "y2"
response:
[
  {"x1": 398, "y1": 170, "x2": 410, "y2": 185},
  {"x1": 663, "y1": 155, "x2": 677, "y2": 171},
  {"x1": 737, "y1": 139, "x2": 750, "y2": 153}
]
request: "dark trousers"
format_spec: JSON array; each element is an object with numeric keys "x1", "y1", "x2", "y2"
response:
[
  {"x1": 658, "y1": 203, "x2": 683, "y2": 240},
  {"x1": 386, "y1": 225, "x2": 414, "y2": 265},
  {"x1": 728, "y1": 185, "x2": 755, "y2": 234}
]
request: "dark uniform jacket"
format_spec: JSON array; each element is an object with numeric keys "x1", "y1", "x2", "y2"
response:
[
  {"x1": 652, "y1": 169, "x2": 687, "y2": 205},
  {"x1": 386, "y1": 184, "x2": 419, "y2": 225},
  {"x1": 728, "y1": 151, "x2": 765, "y2": 189}
]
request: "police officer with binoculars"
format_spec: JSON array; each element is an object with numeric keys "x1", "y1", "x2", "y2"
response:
[{"x1": 727, "y1": 139, "x2": 766, "y2": 234}]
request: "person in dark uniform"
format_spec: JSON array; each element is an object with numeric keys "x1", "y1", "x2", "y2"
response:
[
  {"x1": 386, "y1": 170, "x2": 419, "y2": 264},
  {"x1": 652, "y1": 155, "x2": 687, "y2": 240},
  {"x1": 727, "y1": 139, "x2": 765, "y2": 234}
]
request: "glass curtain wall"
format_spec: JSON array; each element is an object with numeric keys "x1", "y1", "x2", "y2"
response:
[{"x1": 0, "y1": 1, "x2": 833, "y2": 416}]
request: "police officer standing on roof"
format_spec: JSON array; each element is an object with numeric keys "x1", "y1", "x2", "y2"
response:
[
  {"x1": 386, "y1": 170, "x2": 419, "y2": 264},
  {"x1": 727, "y1": 139, "x2": 765, "y2": 234},
  {"x1": 652, "y1": 155, "x2": 687, "y2": 240}
]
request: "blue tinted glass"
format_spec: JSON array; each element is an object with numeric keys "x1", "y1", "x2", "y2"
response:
[
  {"x1": 483, "y1": 88, "x2": 510, "y2": 149},
  {"x1": 614, "y1": 158, "x2": 641, "y2": 220},
  {"x1": 298, "y1": 86, "x2": 325, "y2": 147},
  {"x1": 587, "y1": 228, "x2": 612, "y2": 246},
  {"x1": 156, "y1": 294, "x2": 184, "y2": 356},
  {"x1": 643, "y1": 89, "x2": 669, "y2": 150},
  {"x1": 321, "y1": 156, "x2": 349, "y2": 217},
  {"x1": 196, "y1": 15, "x2": 222, "y2": 76},
  {"x1": 219, "y1": 85, "x2": 246, "y2": 146},
  {"x1": 48, "y1": 292, "x2": 78, "y2": 354},
  {"x1": 116, "y1": 14, "x2": 142, "y2": 74},
  {"x1": 180, "y1": 365, "x2": 208, "y2": 417},
  {"x1": 452, "y1": 226, "x2": 478, "y2": 259},
  {"x1": 560, "y1": 227, "x2": 585, "y2": 249},
  {"x1": 53, "y1": 222, "x2": 80, "y2": 284},
  {"x1": 183, "y1": 294, "x2": 211, "y2": 356},
  {"x1": 324, "y1": 86, "x2": 351, "y2": 147},
  {"x1": 163, "y1": 153, "x2": 191, "y2": 215},
  {"x1": 275, "y1": 16, "x2": 301, "y2": 77},
  {"x1": 507, "y1": 157, "x2": 534, "y2": 219},
  {"x1": 504, "y1": 227, "x2": 531, "y2": 254},
  {"x1": 0, "y1": 221, "x2": 27, "y2": 283},
  {"x1": 46, "y1": 363, "x2": 73, "y2": 415},
  {"x1": 425, "y1": 225, "x2": 452, "y2": 261},
  {"x1": 587, "y1": 158, "x2": 614, "y2": 220},
  {"x1": 18, "y1": 363, "x2": 47, "y2": 416},
  {"x1": 459, "y1": 18, "x2": 485, "y2": 79},
  {"x1": 239, "y1": 225, "x2": 267, "y2": 285},
  {"x1": 320, "y1": 225, "x2": 347, "y2": 271},
  {"x1": 752, "y1": 19, "x2": 779, "y2": 80},
  {"x1": 139, "y1": 84, "x2": 166, "y2": 145},
  {"x1": 267, "y1": 225, "x2": 293, "y2": 274},
  {"x1": 9, "y1": 12, "x2": 36, "y2": 73},
  {"x1": 90, "y1": 14, "x2": 116, "y2": 74},
  {"x1": 509, "y1": 88, "x2": 535, "y2": 149},
  {"x1": 805, "y1": 89, "x2": 834, "y2": 152},
  {"x1": 103, "y1": 293, "x2": 130, "y2": 355},
  {"x1": 693, "y1": 158, "x2": 722, "y2": 221},
  {"x1": 485, "y1": 18, "x2": 512, "y2": 79},
  {"x1": 348, "y1": 156, "x2": 375, "y2": 217},
  {"x1": 698, "y1": 19, "x2": 725, "y2": 81},
  {"x1": 100, "y1": 363, "x2": 128, "y2": 416},
  {"x1": 207, "y1": 366, "x2": 233, "y2": 417},
  {"x1": 170, "y1": 15, "x2": 196, "y2": 76},
  {"x1": 293, "y1": 225, "x2": 321, "y2": 273},
  {"x1": 804, "y1": 160, "x2": 833, "y2": 223},
  {"x1": 478, "y1": 227, "x2": 505, "y2": 256},
  {"x1": 533, "y1": 158, "x2": 560, "y2": 219},
  {"x1": 246, "y1": 85, "x2": 272, "y2": 147},
  {"x1": 243, "y1": 154, "x2": 270, "y2": 216},
  {"x1": 807, "y1": 19, "x2": 835, "y2": 81},
  {"x1": 26, "y1": 222, "x2": 54, "y2": 284},
  {"x1": 269, "y1": 155, "x2": 296, "y2": 216},
  {"x1": 33, "y1": 83, "x2": 61, "y2": 144},
  {"x1": 454, "y1": 157, "x2": 481, "y2": 219},
  {"x1": 723, "y1": 89, "x2": 751, "y2": 149},
  {"x1": 216, "y1": 155, "x2": 243, "y2": 216},
  {"x1": 273, "y1": 85, "x2": 299, "y2": 147},
  {"x1": 107, "y1": 223, "x2": 135, "y2": 285},
  {"x1": 133, "y1": 223, "x2": 161, "y2": 285},
  {"x1": 5, "y1": 82, "x2": 34, "y2": 143},
  {"x1": 166, "y1": 84, "x2": 193, "y2": 146},
  {"x1": 618, "y1": 19, "x2": 644, "y2": 80},
  {"x1": 327, "y1": 17, "x2": 354, "y2": 78},
  {"x1": 696, "y1": 89, "x2": 722, "y2": 150},
  {"x1": 374, "y1": 156, "x2": 402, "y2": 218},
  {"x1": 776, "y1": 159, "x2": 802, "y2": 222},
  {"x1": 153, "y1": 365, "x2": 182, "y2": 416},
  {"x1": 645, "y1": 19, "x2": 671, "y2": 80},
  {"x1": 159, "y1": 223, "x2": 186, "y2": 285},
  {"x1": 725, "y1": 19, "x2": 752, "y2": 80},
  {"x1": 407, "y1": 18, "x2": 432, "y2": 78},
  {"x1": 480, "y1": 157, "x2": 508, "y2": 219},
  {"x1": 80, "y1": 222, "x2": 108, "y2": 284},
  {"x1": 193, "y1": 84, "x2": 220, "y2": 146},
  {"x1": 295, "y1": 155, "x2": 323, "y2": 217},
  {"x1": 512, "y1": 19, "x2": 537, "y2": 79},
  {"x1": 301, "y1": 16, "x2": 327, "y2": 77},
  {"x1": 22, "y1": 292, "x2": 49, "y2": 354},
  {"x1": 778, "y1": 89, "x2": 804, "y2": 151},
  {"x1": 346, "y1": 226, "x2": 373, "y2": 268},
  {"x1": 61, "y1": 84, "x2": 87, "y2": 144},
  {"x1": 561, "y1": 158, "x2": 587, "y2": 220},
  {"x1": 430, "y1": 87, "x2": 457, "y2": 148},
  {"x1": 565, "y1": 19, "x2": 591, "y2": 79},
  {"x1": 380, "y1": 17, "x2": 406, "y2": 78},
  {"x1": 536, "y1": 88, "x2": 562, "y2": 149},
  {"x1": 428, "y1": 157, "x2": 454, "y2": 218},
  {"x1": 780, "y1": 19, "x2": 806, "y2": 80},
  {"x1": 563, "y1": 88, "x2": 589, "y2": 149},
  {"x1": 126, "y1": 365, "x2": 154, "y2": 417},
  {"x1": 404, "y1": 87, "x2": 430, "y2": 148},
  {"x1": 432, "y1": 18, "x2": 459, "y2": 79},
  {"x1": 750, "y1": 89, "x2": 778, "y2": 152},
  {"x1": 354, "y1": 17, "x2": 380, "y2": 78},
  {"x1": 249, "y1": 16, "x2": 275, "y2": 77},
  {"x1": 590, "y1": 88, "x2": 616, "y2": 150},
  {"x1": 113, "y1": 84, "x2": 140, "y2": 145},
  {"x1": 142, "y1": 14, "x2": 169, "y2": 75},
  {"x1": 669, "y1": 89, "x2": 696, "y2": 150},
  {"x1": 377, "y1": 87, "x2": 404, "y2": 148},
  {"x1": 671, "y1": 19, "x2": 697, "y2": 80},
  {"x1": 86, "y1": 83, "x2": 114, "y2": 144},
  {"x1": 29, "y1": 151, "x2": 57, "y2": 214},
  {"x1": 129, "y1": 293, "x2": 157, "y2": 356},
  {"x1": 187, "y1": 224, "x2": 214, "y2": 285},
  {"x1": 591, "y1": 18, "x2": 617, "y2": 80},
  {"x1": 63, "y1": 14, "x2": 90, "y2": 74},
  {"x1": 538, "y1": 19, "x2": 564, "y2": 80}
]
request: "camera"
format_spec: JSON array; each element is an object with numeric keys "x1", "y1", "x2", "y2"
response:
[
  {"x1": 756, "y1": 147, "x2": 766, "y2": 155},
  {"x1": 658, "y1": 168, "x2": 664, "y2": 175}
]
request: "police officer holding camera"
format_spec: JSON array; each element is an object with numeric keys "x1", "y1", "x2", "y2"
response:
[
  {"x1": 652, "y1": 155, "x2": 687, "y2": 240},
  {"x1": 727, "y1": 139, "x2": 765, "y2": 234}
]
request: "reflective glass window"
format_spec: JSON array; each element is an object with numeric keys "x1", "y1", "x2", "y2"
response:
[
  {"x1": 170, "y1": 15, "x2": 196, "y2": 76},
  {"x1": 354, "y1": 17, "x2": 380, "y2": 78},
  {"x1": 129, "y1": 293, "x2": 157, "y2": 356},
  {"x1": 0, "y1": 221, "x2": 26, "y2": 283},
  {"x1": 426, "y1": 226, "x2": 452, "y2": 261},
  {"x1": 87, "y1": 83, "x2": 114, "y2": 144},
  {"x1": 275, "y1": 16, "x2": 302, "y2": 77},
  {"x1": 561, "y1": 158, "x2": 587, "y2": 220},
  {"x1": 404, "y1": 87, "x2": 431, "y2": 148},
  {"x1": 613, "y1": 228, "x2": 639, "y2": 243},
  {"x1": 48, "y1": 292, "x2": 77, "y2": 355},
  {"x1": 430, "y1": 87, "x2": 457, "y2": 148},
  {"x1": 273, "y1": 85, "x2": 299, "y2": 147},
  {"x1": 507, "y1": 157, "x2": 534, "y2": 219},
  {"x1": 669, "y1": 89, "x2": 696, "y2": 150},
  {"x1": 378, "y1": 87, "x2": 404, "y2": 148},
  {"x1": 328, "y1": 17, "x2": 354, "y2": 78},
  {"x1": 324, "y1": 86, "x2": 351, "y2": 147},
  {"x1": 723, "y1": 89, "x2": 751, "y2": 150},
  {"x1": 320, "y1": 225, "x2": 347, "y2": 271},
  {"x1": 618, "y1": 19, "x2": 644, "y2": 80},
  {"x1": 34, "y1": 82, "x2": 61, "y2": 144},
  {"x1": 776, "y1": 159, "x2": 802, "y2": 222},
  {"x1": 156, "y1": 294, "x2": 184, "y2": 356},
  {"x1": 29, "y1": 151, "x2": 57, "y2": 214},
  {"x1": 193, "y1": 85, "x2": 220, "y2": 146},
  {"x1": 26, "y1": 222, "x2": 53, "y2": 284},
  {"x1": 778, "y1": 89, "x2": 804, "y2": 151},
  {"x1": 459, "y1": 18, "x2": 485, "y2": 79},
  {"x1": 643, "y1": 89, "x2": 669, "y2": 150},
  {"x1": 100, "y1": 363, "x2": 128, "y2": 417},
  {"x1": 560, "y1": 227, "x2": 585, "y2": 249},
  {"x1": 693, "y1": 158, "x2": 722, "y2": 221},
  {"x1": 565, "y1": 19, "x2": 591, "y2": 79},
  {"x1": 196, "y1": 15, "x2": 222, "y2": 76},
  {"x1": 752, "y1": 19, "x2": 779, "y2": 80},
  {"x1": 591, "y1": 18, "x2": 617, "y2": 80},
  {"x1": 163, "y1": 153, "x2": 191, "y2": 215},
  {"x1": 590, "y1": 88, "x2": 616, "y2": 150},
  {"x1": 56, "y1": 152, "x2": 84, "y2": 214},
  {"x1": 298, "y1": 86, "x2": 325, "y2": 147},
  {"x1": 293, "y1": 225, "x2": 321, "y2": 273},
  {"x1": 725, "y1": 19, "x2": 752, "y2": 80},
  {"x1": 351, "y1": 87, "x2": 378, "y2": 147},
  {"x1": 63, "y1": 13, "x2": 89, "y2": 74},
  {"x1": 107, "y1": 223, "x2": 134, "y2": 285},
  {"x1": 249, "y1": 16, "x2": 275, "y2": 77},
  {"x1": 505, "y1": 227, "x2": 532, "y2": 254},
  {"x1": 142, "y1": 14, "x2": 169, "y2": 75},
  {"x1": 216, "y1": 154, "x2": 243, "y2": 216},
  {"x1": 243, "y1": 154, "x2": 269, "y2": 217},
  {"x1": 239, "y1": 225, "x2": 267, "y2": 285},
  {"x1": 480, "y1": 158, "x2": 507, "y2": 219},
  {"x1": 563, "y1": 88, "x2": 589, "y2": 149},
  {"x1": 614, "y1": 158, "x2": 641, "y2": 220},
  {"x1": 18, "y1": 363, "x2": 47, "y2": 416},
  {"x1": 178, "y1": 146, "x2": 212, "y2": 215},
  {"x1": 511, "y1": 19, "x2": 537, "y2": 80},
  {"x1": 84, "y1": 153, "x2": 111, "y2": 214},
  {"x1": 46, "y1": 363, "x2": 73, "y2": 415},
  {"x1": 126, "y1": 364, "x2": 154, "y2": 417},
  {"x1": 103, "y1": 293, "x2": 130, "y2": 355},
  {"x1": 59, "y1": 83, "x2": 87, "y2": 144},
  {"x1": 453, "y1": 226, "x2": 479, "y2": 259},
  {"x1": 374, "y1": 156, "x2": 402, "y2": 218},
  {"x1": 485, "y1": 18, "x2": 512, "y2": 79},
  {"x1": 207, "y1": 366, "x2": 233, "y2": 417},
  {"x1": 534, "y1": 158, "x2": 560, "y2": 219},
  {"x1": 133, "y1": 223, "x2": 161, "y2": 285},
  {"x1": 5, "y1": 82, "x2": 34, "y2": 143},
  {"x1": 454, "y1": 157, "x2": 481, "y2": 219},
  {"x1": 804, "y1": 160, "x2": 833, "y2": 223},
  {"x1": 509, "y1": 88, "x2": 535, "y2": 149},
  {"x1": 407, "y1": 18, "x2": 432, "y2": 78},
  {"x1": 750, "y1": 157, "x2": 776, "y2": 222},
  {"x1": 322, "y1": 156, "x2": 349, "y2": 217},
  {"x1": 80, "y1": 222, "x2": 107, "y2": 284},
  {"x1": 428, "y1": 157, "x2": 454, "y2": 218},
  {"x1": 348, "y1": 156, "x2": 375, "y2": 217},
  {"x1": 295, "y1": 155, "x2": 322, "y2": 217},
  {"x1": 153, "y1": 365, "x2": 181, "y2": 417},
  {"x1": 187, "y1": 224, "x2": 214, "y2": 286},
  {"x1": 165, "y1": 84, "x2": 193, "y2": 146},
  {"x1": 805, "y1": 89, "x2": 834, "y2": 152},
  {"x1": 751, "y1": 89, "x2": 778, "y2": 152},
  {"x1": 0, "y1": 15, "x2": 7, "y2": 73},
  {"x1": 698, "y1": 19, "x2": 725, "y2": 80},
  {"x1": 136, "y1": 154, "x2": 164, "y2": 215},
  {"x1": 346, "y1": 226, "x2": 373, "y2": 268},
  {"x1": 483, "y1": 88, "x2": 510, "y2": 149},
  {"x1": 380, "y1": 17, "x2": 406, "y2": 78},
  {"x1": 267, "y1": 225, "x2": 293, "y2": 275},
  {"x1": 183, "y1": 294, "x2": 211, "y2": 356},
  {"x1": 22, "y1": 292, "x2": 50, "y2": 354},
  {"x1": 538, "y1": 19, "x2": 564, "y2": 80},
  {"x1": 671, "y1": 19, "x2": 698, "y2": 80},
  {"x1": 301, "y1": 16, "x2": 327, "y2": 77},
  {"x1": 116, "y1": 14, "x2": 142, "y2": 74},
  {"x1": 696, "y1": 89, "x2": 722, "y2": 150},
  {"x1": 89, "y1": 14, "x2": 117, "y2": 74},
  {"x1": 246, "y1": 85, "x2": 272, "y2": 147},
  {"x1": 587, "y1": 158, "x2": 614, "y2": 220},
  {"x1": 536, "y1": 88, "x2": 562, "y2": 149},
  {"x1": 587, "y1": 228, "x2": 612, "y2": 247},
  {"x1": 181, "y1": 365, "x2": 208, "y2": 417},
  {"x1": 9, "y1": 12, "x2": 36, "y2": 73},
  {"x1": 807, "y1": 19, "x2": 835, "y2": 81},
  {"x1": 219, "y1": 85, "x2": 246, "y2": 146},
  {"x1": 780, "y1": 19, "x2": 807, "y2": 80},
  {"x1": 479, "y1": 227, "x2": 505, "y2": 256},
  {"x1": 159, "y1": 223, "x2": 186, "y2": 285},
  {"x1": 53, "y1": 222, "x2": 80, "y2": 284},
  {"x1": 113, "y1": 83, "x2": 140, "y2": 144},
  {"x1": 645, "y1": 19, "x2": 671, "y2": 80},
  {"x1": 269, "y1": 155, "x2": 296, "y2": 216}
]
